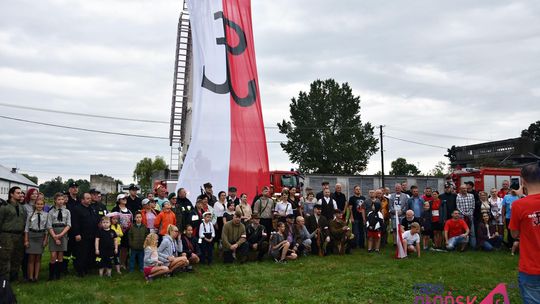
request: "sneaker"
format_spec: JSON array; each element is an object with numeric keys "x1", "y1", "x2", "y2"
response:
[
  {"x1": 375, "y1": 249, "x2": 380, "y2": 254},
  {"x1": 186, "y1": 265, "x2": 194, "y2": 272},
  {"x1": 274, "y1": 258, "x2": 280, "y2": 263},
  {"x1": 232, "y1": 252, "x2": 237, "y2": 260},
  {"x1": 145, "y1": 275, "x2": 153, "y2": 282},
  {"x1": 279, "y1": 259, "x2": 287, "y2": 264}
]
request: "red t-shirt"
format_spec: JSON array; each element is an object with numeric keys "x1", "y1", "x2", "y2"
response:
[
  {"x1": 509, "y1": 193, "x2": 540, "y2": 275},
  {"x1": 422, "y1": 195, "x2": 433, "y2": 203},
  {"x1": 431, "y1": 199, "x2": 441, "y2": 222},
  {"x1": 497, "y1": 189, "x2": 509, "y2": 199},
  {"x1": 444, "y1": 219, "x2": 468, "y2": 239}
]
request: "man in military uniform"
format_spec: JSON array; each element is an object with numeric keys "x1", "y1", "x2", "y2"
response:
[
  {"x1": 305, "y1": 205, "x2": 330, "y2": 256},
  {"x1": 245, "y1": 214, "x2": 268, "y2": 261},
  {"x1": 329, "y1": 209, "x2": 354, "y2": 255},
  {"x1": 90, "y1": 188, "x2": 107, "y2": 218},
  {"x1": 252, "y1": 187, "x2": 275, "y2": 235},
  {"x1": 0, "y1": 186, "x2": 27, "y2": 281}
]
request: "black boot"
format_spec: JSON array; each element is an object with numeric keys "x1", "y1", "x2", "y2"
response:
[
  {"x1": 55, "y1": 262, "x2": 61, "y2": 280},
  {"x1": 49, "y1": 263, "x2": 55, "y2": 281},
  {"x1": 9, "y1": 271, "x2": 18, "y2": 282}
]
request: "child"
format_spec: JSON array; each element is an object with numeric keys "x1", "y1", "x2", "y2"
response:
[
  {"x1": 420, "y1": 201, "x2": 432, "y2": 250},
  {"x1": 24, "y1": 197, "x2": 48, "y2": 282},
  {"x1": 46, "y1": 192, "x2": 71, "y2": 280},
  {"x1": 199, "y1": 212, "x2": 215, "y2": 265},
  {"x1": 366, "y1": 208, "x2": 384, "y2": 253},
  {"x1": 128, "y1": 213, "x2": 149, "y2": 272},
  {"x1": 111, "y1": 194, "x2": 133, "y2": 270},
  {"x1": 402, "y1": 222, "x2": 421, "y2": 257},
  {"x1": 109, "y1": 214, "x2": 123, "y2": 274},
  {"x1": 181, "y1": 225, "x2": 200, "y2": 270},
  {"x1": 270, "y1": 222, "x2": 297, "y2": 263},
  {"x1": 95, "y1": 217, "x2": 118, "y2": 277},
  {"x1": 143, "y1": 233, "x2": 170, "y2": 282}
]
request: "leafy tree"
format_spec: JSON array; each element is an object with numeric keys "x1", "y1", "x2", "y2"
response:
[
  {"x1": 428, "y1": 161, "x2": 448, "y2": 177},
  {"x1": 21, "y1": 173, "x2": 38, "y2": 185},
  {"x1": 39, "y1": 176, "x2": 65, "y2": 197},
  {"x1": 389, "y1": 158, "x2": 421, "y2": 176},
  {"x1": 277, "y1": 79, "x2": 378, "y2": 174},
  {"x1": 521, "y1": 120, "x2": 540, "y2": 142},
  {"x1": 133, "y1": 156, "x2": 168, "y2": 191},
  {"x1": 445, "y1": 145, "x2": 457, "y2": 167}
]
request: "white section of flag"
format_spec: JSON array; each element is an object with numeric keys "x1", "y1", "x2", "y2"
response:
[
  {"x1": 395, "y1": 210, "x2": 407, "y2": 259},
  {"x1": 178, "y1": 0, "x2": 231, "y2": 203}
]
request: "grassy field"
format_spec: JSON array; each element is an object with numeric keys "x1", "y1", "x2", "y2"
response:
[{"x1": 13, "y1": 246, "x2": 521, "y2": 304}]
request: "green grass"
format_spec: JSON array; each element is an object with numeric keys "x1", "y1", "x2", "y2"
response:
[{"x1": 14, "y1": 247, "x2": 521, "y2": 304}]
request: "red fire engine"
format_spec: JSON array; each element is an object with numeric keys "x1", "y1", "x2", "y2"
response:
[{"x1": 451, "y1": 167, "x2": 521, "y2": 192}]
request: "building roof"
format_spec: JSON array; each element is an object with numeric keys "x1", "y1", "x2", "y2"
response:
[{"x1": 0, "y1": 165, "x2": 38, "y2": 187}]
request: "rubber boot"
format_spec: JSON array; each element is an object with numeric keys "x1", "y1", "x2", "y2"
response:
[{"x1": 48, "y1": 263, "x2": 55, "y2": 281}]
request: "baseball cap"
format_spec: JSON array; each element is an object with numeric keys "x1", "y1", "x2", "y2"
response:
[{"x1": 117, "y1": 193, "x2": 127, "y2": 201}]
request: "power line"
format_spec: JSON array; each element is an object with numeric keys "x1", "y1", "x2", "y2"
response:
[
  {"x1": 383, "y1": 134, "x2": 447, "y2": 149},
  {"x1": 20, "y1": 169, "x2": 133, "y2": 176},
  {"x1": 385, "y1": 126, "x2": 490, "y2": 142},
  {"x1": 0, "y1": 102, "x2": 169, "y2": 124},
  {"x1": 0, "y1": 114, "x2": 169, "y2": 140}
]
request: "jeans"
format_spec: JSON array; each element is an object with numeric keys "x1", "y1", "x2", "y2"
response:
[
  {"x1": 466, "y1": 217, "x2": 477, "y2": 249},
  {"x1": 129, "y1": 249, "x2": 144, "y2": 272},
  {"x1": 519, "y1": 272, "x2": 540, "y2": 304},
  {"x1": 352, "y1": 221, "x2": 365, "y2": 248},
  {"x1": 481, "y1": 236, "x2": 502, "y2": 251},
  {"x1": 201, "y1": 240, "x2": 214, "y2": 265},
  {"x1": 446, "y1": 236, "x2": 467, "y2": 251},
  {"x1": 506, "y1": 218, "x2": 515, "y2": 248}
]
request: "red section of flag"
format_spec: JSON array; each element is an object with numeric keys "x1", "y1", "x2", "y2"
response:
[{"x1": 222, "y1": 0, "x2": 270, "y2": 203}]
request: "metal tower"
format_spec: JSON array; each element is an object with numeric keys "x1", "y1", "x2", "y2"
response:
[{"x1": 169, "y1": 0, "x2": 192, "y2": 180}]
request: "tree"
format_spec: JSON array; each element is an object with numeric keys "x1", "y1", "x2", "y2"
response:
[
  {"x1": 133, "y1": 156, "x2": 168, "y2": 191},
  {"x1": 39, "y1": 176, "x2": 65, "y2": 198},
  {"x1": 428, "y1": 161, "x2": 448, "y2": 177},
  {"x1": 21, "y1": 173, "x2": 38, "y2": 185},
  {"x1": 277, "y1": 79, "x2": 378, "y2": 174},
  {"x1": 389, "y1": 158, "x2": 421, "y2": 176},
  {"x1": 445, "y1": 145, "x2": 457, "y2": 167},
  {"x1": 521, "y1": 120, "x2": 540, "y2": 142}
]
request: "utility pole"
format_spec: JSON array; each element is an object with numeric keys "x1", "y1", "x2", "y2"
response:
[{"x1": 380, "y1": 125, "x2": 385, "y2": 188}]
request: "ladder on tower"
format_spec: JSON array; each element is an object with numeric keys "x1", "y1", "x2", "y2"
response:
[{"x1": 169, "y1": 0, "x2": 192, "y2": 180}]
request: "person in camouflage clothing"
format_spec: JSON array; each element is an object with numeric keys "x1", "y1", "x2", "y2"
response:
[{"x1": 0, "y1": 186, "x2": 27, "y2": 281}]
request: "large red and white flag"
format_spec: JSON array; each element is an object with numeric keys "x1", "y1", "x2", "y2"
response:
[
  {"x1": 178, "y1": 0, "x2": 269, "y2": 203},
  {"x1": 395, "y1": 210, "x2": 407, "y2": 259}
]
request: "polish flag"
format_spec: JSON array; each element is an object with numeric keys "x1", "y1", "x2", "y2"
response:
[
  {"x1": 395, "y1": 210, "x2": 407, "y2": 259},
  {"x1": 178, "y1": 0, "x2": 269, "y2": 204}
]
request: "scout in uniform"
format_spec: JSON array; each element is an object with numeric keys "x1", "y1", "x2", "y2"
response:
[
  {"x1": 24, "y1": 198, "x2": 48, "y2": 282},
  {"x1": 46, "y1": 192, "x2": 72, "y2": 280}
]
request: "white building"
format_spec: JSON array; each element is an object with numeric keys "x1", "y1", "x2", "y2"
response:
[{"x1": 0, "y1": 165, "x2": 39, "y2": 200}]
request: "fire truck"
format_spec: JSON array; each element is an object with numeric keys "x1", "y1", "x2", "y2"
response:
[{"x1": 450, "y1": 167, "x2": 522, "y2": 193}]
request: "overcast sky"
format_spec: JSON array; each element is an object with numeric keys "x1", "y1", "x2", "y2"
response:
[{"x1": 1, "y1": 0, "x2": 539, "y2": 185}]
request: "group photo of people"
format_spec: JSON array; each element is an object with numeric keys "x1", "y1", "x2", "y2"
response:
[{"x1": 0, "y1": 162, "x2": 539, "y2": 301}]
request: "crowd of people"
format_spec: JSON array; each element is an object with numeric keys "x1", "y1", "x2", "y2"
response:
[{"x1": 0, "y1": 163, "x2": 539, "y2": 300}]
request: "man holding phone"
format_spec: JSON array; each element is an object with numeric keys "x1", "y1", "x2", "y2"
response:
[{"x1": 509, "y1": 162, "x2": 540, "y2": 303}]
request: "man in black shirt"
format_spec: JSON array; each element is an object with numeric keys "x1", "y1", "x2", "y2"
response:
[
  {"x1": 439, "y1": 183, "x2": 457, "y2": 221},
  {"x1": 332, "y1": 183, "x2": 347, "y2": 212},
  {"x1": 245, "y1": 215, "x2": 268, "y2": 261},
  {"x1": 71, "y1": 193, "x2": 100, "y2": 277},
  {"x1": 126, "y1": 184, "x2": 142, "y2": 215},
  {"x1": 203, "y1": 182, "x2": 217, "y2": 205},
  {"x1": 177, "y1": 188, "x2": 193, "y2": 230},
  {"x1": 401, "y1": 210, "x2": 421, "y2": 231},
  {"x1": 90, "y1": 189, "x2": 108, "y2": 218},
  {"x1": 348, "y1": 185, "x2": 366, "y2": 248},
  {"x1": 64, "y1": 181, "x2": 80, "y2": 274}
]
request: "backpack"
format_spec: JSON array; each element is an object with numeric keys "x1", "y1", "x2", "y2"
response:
[
  {"x1": 0, "y1": 276, "x2": 17, "y2": 304},
  {"x1": 366, "y1": 211, "x2": 382, "y2": 231}
]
